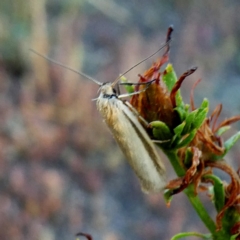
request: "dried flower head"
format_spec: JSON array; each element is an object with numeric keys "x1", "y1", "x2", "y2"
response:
[{"x1": 128, "y1": 26, "x2": 240, "y2": 237}]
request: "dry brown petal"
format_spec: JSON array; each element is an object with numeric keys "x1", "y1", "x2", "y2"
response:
[
  {"x1": 130, "y1": 62, "x2": 178, "y2": 127},
  {"x1": 130, "y1": 26, "x2": 181, "y2": 127},
  {"x1": 165, "y1": 177, "x2": 184, "y2": 190},
  {"x1": 210, "y1": 104, "x2": 222, "y2": 132},
  {"x1": 214, "y1": 116, "x2": 240, "y2": 133},
  {"x1": 184, "y1": 147, "x2": 202, "y2": 183},
  {"x1": 196, "y1": 124, "x2": 224, "y2": 156},
  {"x1": 190, "y1": 78, "x2": 201, "y2": 111},
  {"x1": 192, "y1": 156, "x2": 205, "y2": 195},
  {"x1": 170, "y1": 67, "x2": 197, "y2": 108},
  {"x1": 166, "y1": 147, "x2": 202, "y2": 195}
]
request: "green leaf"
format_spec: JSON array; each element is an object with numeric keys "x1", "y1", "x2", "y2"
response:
[
  {"x1": 182, "y1": 109, "x2": 198, "y2": 134},
  {"x1": 193, "y1": 99, "x2": 209, "y2": 126},
  {"x1": 162, "y1": 63, "x2": 178, "y2": 91},
  {"x1": 230, "y1": 234, "x2": 238, "y2": 240},
  {"x1": 163, "y1": 64, "x2": 184, "y2": 108},
  {"x1": 216, "y1": 126, "x2": 231, "y2": 136},
  {"x1": 164, "y1": 189, "x2": 173, "y2": 205},
  {"x1": 171, "y1": 122, "x2": 190, "y2": 148},
  {"x1": 185, "y1": 104, "x2": 190, "y2": 112},
  {"x1": 183, "y1": 148, "x2": 194, "y2": 167},
  {"x1": 192, "y1": 107, "x2": 208, "y2": 129},
  {"x1": 200, "y1": 98, "x2": 209, "y2": 109},
  {"x1": 169, "y1": 135, "x2": 181, "y2": 148},
  {"x1": 224, "y1": 131, "x2": 240, "y2": 156},
  {"x1": 203, "y1": 174, "x2": 225, "y2": 212},
  {"x1": 181, "y1": 99, "x2": 208, "y2": 135},
  {"x1": 150, "y1": 121, "x2": 173, "y2": 140},
  {"x1": 175, "y1": 106, "x2": 187, "y2": 122},
  {"x1": 222, "y1": 208, "x2": 240, "y2": 239},
  {"x1": 176, "y1": 130, "x2": 197, "y2": 149},
  {"x1": 171, "y1": 232, "x2": 212, "y2": 240},
  {"x1": 174, "y1": 122, "x2": 186, "y2": 136},
  {"x1": 120, "y1": 76, "x2": 135, "y2": 93}
]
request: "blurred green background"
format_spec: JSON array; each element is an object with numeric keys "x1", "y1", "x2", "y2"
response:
[{"x1": 0, "y1": 0, "x2": 240, "y2": 239}]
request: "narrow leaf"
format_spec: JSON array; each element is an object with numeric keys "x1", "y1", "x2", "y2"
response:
[
  {"x1": 224, "y1": 131, "x2": 240, "y2": 155},
  {"x1": 203, "y1": 174, "x2": 225, "y2": 212},
  {"x1": 171, "y1": 232, "x2": 212, "y2": 240},
  {"x1": 176, "y1": 130, "x2": 197, "y2": 149}
]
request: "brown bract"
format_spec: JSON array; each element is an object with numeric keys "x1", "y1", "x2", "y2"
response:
[
  {"x1": 130, "y1": 26, "x2": 179, "y2": 129},
  {"x1": 177, "y1": 91, "x2": 240, "y2": 232},
  {"x1": 130, "y1": 26, "x2": 240, "y2": 235},
  {"x1": 131, "y1": 53, "x2": 239, "y2": 236},
  {"x1": 130, "y1": 57, "x2": 178, "y2": 129},
  {"x1": 191, "y1": 104, "x2": 240, "y2": 160}
]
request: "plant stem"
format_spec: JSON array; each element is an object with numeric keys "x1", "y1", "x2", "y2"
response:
[
  {"x1": 184, "y1": 185, "x2": 216, "y2": 234},
  {"x1": 164, "y1": 150, "x2": 233, "y2": 239},
  {"x1": 164, "y1": 150, "x2": 217, "y2": 234}
]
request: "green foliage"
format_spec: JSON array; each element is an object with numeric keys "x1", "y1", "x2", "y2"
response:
[
  {"x1": 151, "y1": 121, "x2": 173, "y2": 140},
  {"x1": 120, "y1": 75, "x2": 135, "y2": 93},
  {"x1": 159, "y1": 64, "x2": 239, "y2": 240},
  {"x1": 163, "y1": 63, "x2": 185, "y2": 109},
  {"x1": 204, "y1": 175, "x2": 225, "y2": 212},
  {"x1": 122, "y1": 55, "x2": 239, "y2": 240},
  {"x1": 171, "y1": 232, "x2": 212, "y2": 240},
  {"x1": 223, "y1": 131, "x2": 240, "y2": 156}
]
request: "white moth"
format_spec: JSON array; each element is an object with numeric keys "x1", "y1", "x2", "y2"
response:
[
  {"x1": 30, "y1": 46, "x2": 167, "y2": 193},
  {"x1": 96, "y1": 82, "x2": 166, "y2": 193}
]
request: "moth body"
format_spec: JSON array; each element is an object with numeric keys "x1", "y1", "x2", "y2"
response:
[{"x1": 96, "y1": 83, "x2": 166, "y2": 193}]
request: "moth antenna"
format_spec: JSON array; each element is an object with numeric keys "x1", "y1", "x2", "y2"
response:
[
  {"x1": 111, "y1": 39, "x2": 171, "y2": 87},
  {"x1": 119, "y1": 79, "x2": 156, "y2": 86},
  {"x1": 163, "y1": 25, "x2": 174, "y2": 56},
  {"x1": 29, "y1": 49, "x2": 102, "y2": 86}
]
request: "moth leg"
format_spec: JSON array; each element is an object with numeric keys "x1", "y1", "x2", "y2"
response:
[
  {"x1": 125, "y1": 102, "x2": 172, "y2": 143},
  {"x1": 116, "y1": 82, "x2": 121, "y2": 95},
  {"x1": 118, "y1": 80, "x2": 154, "y2": 99},
  {"x1": 152, "y1": 139, "x2": 171, "y2": 143},
  {"x1": 124, "y1": 101, "x2": 149, "y2": 128}
]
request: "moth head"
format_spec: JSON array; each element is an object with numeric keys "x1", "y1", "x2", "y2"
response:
[{"x1": 98, "y1": 83, "x2": 117, "y2": 98}]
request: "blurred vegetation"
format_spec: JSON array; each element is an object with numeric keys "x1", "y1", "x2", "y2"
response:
[{"x1": 0, "y1": 0, "x2": 240, "y2": 240}]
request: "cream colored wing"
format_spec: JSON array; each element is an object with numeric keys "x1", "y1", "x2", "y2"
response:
[{"x1": 97, "y1": 98, "x2": 166, "y2": 193}]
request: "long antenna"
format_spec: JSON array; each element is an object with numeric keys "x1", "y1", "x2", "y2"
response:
[
  {"x1": 111, "y1": 39, "x2": 171, "y2": 87},
  {"x1": 29, "y1": 49, "x2": 102, "y2": 86}
]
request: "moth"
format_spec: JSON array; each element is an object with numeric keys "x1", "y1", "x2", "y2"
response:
[
  {"x1": 30, "y1": 44, "x2": 168, "y2": 193},
  {"x1": 96, "y1": 81, "x2": 166, "y2": 193}
]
